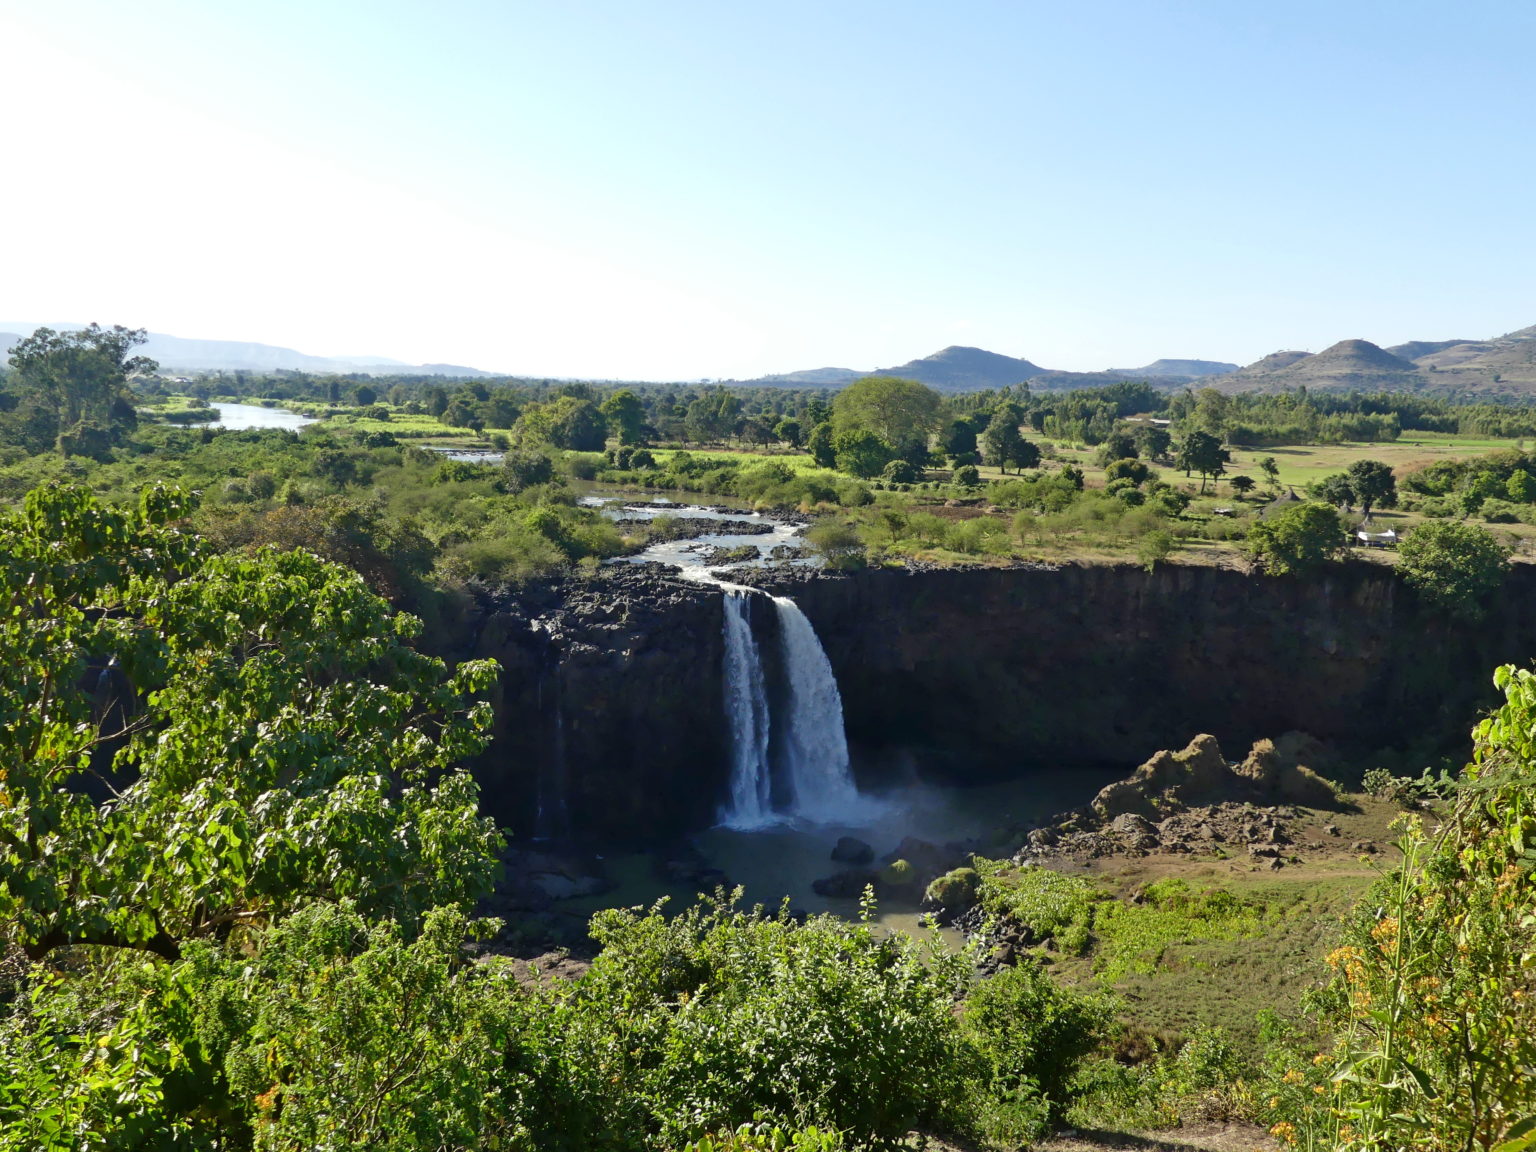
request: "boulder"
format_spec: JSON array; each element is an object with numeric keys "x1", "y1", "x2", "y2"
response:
[
  {"x1": 1093, "y1": 734, "x2": 1234, "y2": 819},
  {"x1": 812, "y1": 869, "x2": 879, "y2": 899},
  {"x1": 1276, "y1": 762, "x2": 1340, "y2": 809},
  {"x1": 1233, "y1": 739, "x2": 1281, "y2": 789},
  {"x1": 830, "y1": 836, "x2": 875, "y2": 865},
  {"x1": 880, "y1": 858, "x2": 918, "y2": 895},
  {"x1": 921, "y1": 866, "x2": 981, "y2": 922}
]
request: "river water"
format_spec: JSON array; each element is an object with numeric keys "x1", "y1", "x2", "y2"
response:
[{"x1": 192, "y1": 402, "x2": 315, "y2": 431}]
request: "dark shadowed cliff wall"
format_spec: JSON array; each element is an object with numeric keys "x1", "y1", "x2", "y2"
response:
[
  {"x1": 775, "y1": 562, "x2": 1536, "y2": 778},
  {"x1": 465, "y1": 562, "x2": 1536, "y2": 843}
]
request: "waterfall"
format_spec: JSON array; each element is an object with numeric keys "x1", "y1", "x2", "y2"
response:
[
  {"x1": 717, "y1": 587, "x2": 870, "y2": 828},
  {"x1": 720, "y1": 591, "x2": 775, "y2": 828},
  {"x1": 771, "y1": 595, "x2": 866, "y2": 822}
]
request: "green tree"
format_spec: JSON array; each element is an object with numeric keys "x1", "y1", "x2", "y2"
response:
[
  {"x1": 353, "y1": 383, "x2": 378, "y2": 407},
  {"x1": 831, "y1": 428, "x2": 894, "y2": 478},
  {"x1": 1104, "y1": 458, "x2": 1152, "y2": 487},
  {"x1": 1095, "y1": 432, "x2": 1137, "y2": 467},
  {"x1": 807, "y1": 421, "x2": 836, "y2": 468},
  {"x1": 773, "y1": 417, "x2": 803, "y2": 447},
  {"x1": 1133, "y1": 424, "x2": 1172, "y2": 462},
  {"x1": 1174, "y1": 430, "x2": 1230, "y2": 492},
  {"x1": 600, "y1": 388, "x2": 646, "y2": 445},
  {"x1": 1397, "y1": 520, "x2": 1511, "y2": 619},
  {"x1": 1246, "y1": 501, "x2": 1347, "y2": 574},
  {"x1": 1228, "y1": 474, "x2": 1256, "y2": 498},
  {"x1": 0, "y1": 483, "x2": 501, "y2": 962},
  {"x1": 1345, "y1": 458, "x2": 1397, "y2": 517},
  {"x1": 943, "y1": 418, "x2": 979, "y2": 462},
  {"x1": 1505, "y1": 469, "x2": 1536, "y2": 503},
  {"x1": 1259, "y1": 455, "x2": 1281, "y2": 489},
  {"x1": 1312, "y1": 472, "x2": 1356, "y2": 509},
  {"x1": 980, "y1": 412, "x2": 1038, "y2": 473},
  {"x1": 830, "y1": 376, "x2": 941, "y2": 459},
  {"x1": 517, "y1": 395, "x2": 607, "y2": 450},
  {"x1": 7, "y1": 324, "x2": 155, "y2": 455}
]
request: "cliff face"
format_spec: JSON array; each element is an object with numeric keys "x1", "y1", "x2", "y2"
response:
[
  {"x1": 774, "y1": 563, "x2": 1536, "y2": 778},
  {"x1": 467, "y1": 562, "x2": 1536, "y2": 843},
  {"x1": 469, "y1": 568, "x2": 729, "y2": 843}
]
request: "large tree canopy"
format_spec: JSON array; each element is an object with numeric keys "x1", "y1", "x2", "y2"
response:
[
  {"x1": 5, "y1": 324, "x2": 155, "y2": 456},
  {"x1": 0, "y1": 483, "x2": 501, "y2": 962},
  {"x1": 831, "y1": 376, "x2": 942, "y2": 457}
]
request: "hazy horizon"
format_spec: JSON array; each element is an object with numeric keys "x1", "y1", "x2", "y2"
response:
[{"x1": 4, "y1": 1, "x2": 1534, "y2": 379}]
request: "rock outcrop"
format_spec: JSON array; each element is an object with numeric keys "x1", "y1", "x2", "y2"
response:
[{"x1": 1093, "y1": 734, "x2": 1341, "y2": 820}]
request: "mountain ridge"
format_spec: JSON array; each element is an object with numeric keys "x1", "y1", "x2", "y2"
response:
[{"x1": 0, "y1": 324, "x2": 498, "y2": 377}]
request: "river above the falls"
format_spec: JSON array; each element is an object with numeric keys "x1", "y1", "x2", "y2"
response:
[{"x1": 581, "y1": 495, "x2": 816, "y2": 574}]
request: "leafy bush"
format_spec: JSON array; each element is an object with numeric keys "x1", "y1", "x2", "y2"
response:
[
  {"x1": 1274, "y1": 666, "x2": 1536, "y2": 1149},
  {"x1": 805, "y1": 518, "x2": 866, "y2": 570},
  {"x1": 961, "y1": 960, "x2": 1117, "y2": 1135},
  {"x1": 1397, "y1": 519, "x2": 1511, "y2": 618},
  {"x1": 542, "y1": 895, "x2": 976, "y2": 1150},
  {"x1": 1246, "y1": 502, "x2": 1346, "y2": 574}
]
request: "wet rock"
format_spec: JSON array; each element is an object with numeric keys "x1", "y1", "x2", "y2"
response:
[
  {"x1": 921, "y1": 866, "x2": 981, "y2": 923},
  {"x1": 830, "y1": 836, "x2": 875, "y2": 865},
  {"x1": 812, "y1": 869, "x2": 880, "y2": 899}
]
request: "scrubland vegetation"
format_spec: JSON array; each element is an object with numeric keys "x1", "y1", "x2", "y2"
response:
[{"x1": 3, "y1": 326, "x2": 1536, "y2": 1148}]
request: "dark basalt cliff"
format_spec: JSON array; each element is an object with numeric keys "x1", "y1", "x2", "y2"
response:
[
  {"x1": 775, "y1": 563, "x2": 1536, "y2": 776},
  {"x1": 464, "y1": 561, "x2": 1536, "y2": 844},
  {"x1": 468, "y1": 567, "x2": 730, "y2": 843}
]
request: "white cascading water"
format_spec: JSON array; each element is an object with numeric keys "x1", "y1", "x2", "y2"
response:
[
  {"x1": 720, "y1": 590, "x2": 775, "y2": 828},
  {"x1": 716, "y1": 585, "x2": 869, "y2": 828},
  {"x1": 771, "y1": 595, "x2": 866, "y2": 821}
]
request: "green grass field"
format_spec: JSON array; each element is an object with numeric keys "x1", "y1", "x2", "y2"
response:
[{"x1": 1032, "y1": 431, "x2": 1525, "y2": 494}]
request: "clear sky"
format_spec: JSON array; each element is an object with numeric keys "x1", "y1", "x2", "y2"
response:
[{"x1": 2, "y1": 0, "x2": 1533, "y2": 379}]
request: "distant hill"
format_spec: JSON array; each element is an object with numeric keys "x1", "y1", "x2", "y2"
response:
[
  {"x1": 0, "y1": 323, "x2": 497, "y2": 377},
  {"x1": 1243, "y1": 350, "x2": 1314, "y2": 373},
  {"x1": 750, "y1": 367, "x2": 864, "y2": 386},
  {"x1": 1110, "y1": 358, "x2": 1238, "y2": 378},
  {"x1": 870, "y1": 346, "x2": 1048, "y2": 392},
  {"x1": 1210, "y1": 340, "x2": 1422, "y2": 394},
  {"x1": 1203, "y1": 325, "x2": 1536, "y2": 397},
  {"x1": 1385, "y1": 339, "x2": 1471, "y2": 361},
  {"x1": 753, "y1": 347, "x2": 1241, "y2": 393}
]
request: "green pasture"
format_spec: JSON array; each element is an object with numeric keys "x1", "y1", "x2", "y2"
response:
[{"x1": 1026, "y1": 431, "x2": 1525, "y2": 496}]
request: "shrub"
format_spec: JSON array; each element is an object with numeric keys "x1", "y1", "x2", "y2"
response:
[
  {"x1": 804, "y1": 518, "x2": 866, "y2": 570},
  {"x1": 962, "y1": 961, "x2": 1118, "y2": 1131},
  {"x1": 952, "y1": 464, "x2": 980, "y2": 488},
  {"x1": 1277, "y1": 666, "x2": 1536, "y2": 1148},
  {"x1": 1137, "y1": 529, "x2": 1175, "y2": 571},
  {"x1": 1246, "y1": 502, "x2": 1346, "y2": 575},
  {"x1": 1397, "y1": 520, "x2": 1511, "y2": 619},
  {"x1": 545, "y1": 895, "x2": 976, "y2": 1149}
]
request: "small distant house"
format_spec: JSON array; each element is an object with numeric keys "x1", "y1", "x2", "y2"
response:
[
  {"x1": 1259, "y1": 488, "x2": 1303, "y2": 519},
  {"x1": 1356, "y1": 528, "x2": 1398, "y2": 548}
]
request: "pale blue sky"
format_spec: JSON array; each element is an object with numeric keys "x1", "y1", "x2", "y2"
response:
[{"x1": 3, "y1": 0, "x2": 1533, "y2": 378}]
